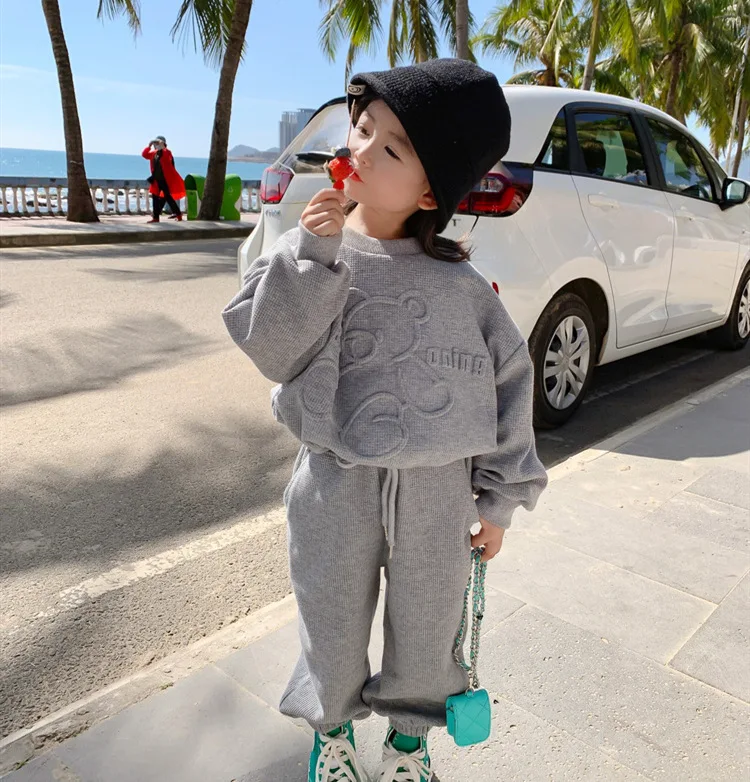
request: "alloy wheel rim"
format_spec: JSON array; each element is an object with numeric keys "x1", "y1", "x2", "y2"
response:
[
  {"x1": 738, "y1": 279, "x2": 750, "y2": 340},
  {"x1": 544, "y1": 315, "x2": 591, "y2": 411}
]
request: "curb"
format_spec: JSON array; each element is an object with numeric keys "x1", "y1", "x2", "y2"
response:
[
  {"x1": 0, "y1": 224, "x2": 254, "y2": 249},
  {"x1": 545, "y1": 365, "x2": 750, "y2": 483},
  {"x1": 2, "y1": 366, "x2": 748, "y2": 775},
  {"x1": 0, "y1": 594, "x2": 298, "y2": 776}
]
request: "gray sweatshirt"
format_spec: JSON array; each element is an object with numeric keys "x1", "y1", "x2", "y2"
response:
[{"x1": 222, "y1": 224, "x2": 547, "y2": 529}]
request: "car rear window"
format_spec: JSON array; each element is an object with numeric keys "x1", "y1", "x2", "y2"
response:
[{"x1": 277, "y1": 101, "x2": 351, "y2": 175}]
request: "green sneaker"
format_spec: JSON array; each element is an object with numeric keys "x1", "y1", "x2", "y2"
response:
[
  {"x1": 375, "y1": 727, "x2": 432, "y2": 781},
  {"x1": 309, "y1": 721, "x2": 370, "y2": 782}
]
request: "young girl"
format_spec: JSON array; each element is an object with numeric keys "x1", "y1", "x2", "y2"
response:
[{"x1": 223, "y1": 59, "x2": 547, "y2": 782}]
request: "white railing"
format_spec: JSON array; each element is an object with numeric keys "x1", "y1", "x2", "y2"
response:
[{"x1": 0, "y1": 178, "x2": 262, "y2": 217}]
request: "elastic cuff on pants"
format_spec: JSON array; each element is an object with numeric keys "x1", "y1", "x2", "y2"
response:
[{"x1": 388, "y1": 721, "x2": 431, "y2": 739}]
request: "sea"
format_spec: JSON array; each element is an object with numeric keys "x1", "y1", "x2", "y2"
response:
[{"x1": 0, "y1": 147, "x2": 268, "y2": 181}]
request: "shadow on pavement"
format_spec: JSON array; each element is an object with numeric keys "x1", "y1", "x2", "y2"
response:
[
  {"x1": 0, "y1": 290, "x2": 17, "y2": 308},
  {"x1": 84, "y1": 257, "x2": 237, "y2": 283},
  {"x1": 0, "y1": 314, "x2": 215, "y2": 407},
  {"x1": 0, "y1": 414, "x2": 298, "y2": 577}
]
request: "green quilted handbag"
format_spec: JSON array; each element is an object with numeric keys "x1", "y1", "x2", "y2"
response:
[{"x1": 446, "y1": 548, "x2": 492, "y2": 747}]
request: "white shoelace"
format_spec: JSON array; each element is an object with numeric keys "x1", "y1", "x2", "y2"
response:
[
  {"x1": 376, "y1": 742, "x2": 432, "y2": 782},
  {"x1": 316, "y1": 732, "x2": 370, "y2": 782}
]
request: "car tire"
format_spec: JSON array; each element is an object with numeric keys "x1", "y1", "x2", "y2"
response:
[
  {"x1": 528, "y1": 293, "x2": 597, "y2": 429},
  {"x1": 708, "y1": 266, "x2": 750, "y2": 351}
]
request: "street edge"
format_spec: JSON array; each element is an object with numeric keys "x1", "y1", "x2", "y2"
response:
[
  {"x1": 545, "y1": 364, "x2": 750, "y2": 483},
  {"x1": 2, "y1": 365, "x2": 749, "y2": 775},
  {"x1": 0, "y1": 593, "x2": 297, "y2": 775},
  {"x1": 0, "y1": 224, "x2": 253, "y2": 249}
]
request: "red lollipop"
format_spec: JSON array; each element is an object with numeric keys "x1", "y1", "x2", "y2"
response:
[{"x1": 327, "y1": 147, "x2": 354, "y2": 190}]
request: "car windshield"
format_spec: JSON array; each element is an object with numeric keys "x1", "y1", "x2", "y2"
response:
[{"x1": 278, "y1": 101, "x2": 350, "y2": 174}]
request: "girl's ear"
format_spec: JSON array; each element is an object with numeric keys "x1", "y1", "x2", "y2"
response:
[{"x1": 417, "y1": 190, "x2": 438, "y2": 211}]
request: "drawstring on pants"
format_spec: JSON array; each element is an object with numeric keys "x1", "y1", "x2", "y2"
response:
[
  {"x1": 381, "y1": 468, "x2": 399, "y2": 559},
  {"x1": 335, "y1": 455, "x2": 399, "y2": 558}
]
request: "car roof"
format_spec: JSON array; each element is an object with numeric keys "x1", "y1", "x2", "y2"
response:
[
  {"x1": 319, "y1": 86, "x2": 693, "y2": 167},
  {"x1": 502, "y1": 85, "x2": 689, "y2": 164}
]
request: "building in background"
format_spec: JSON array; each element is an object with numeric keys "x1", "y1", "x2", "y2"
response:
[{"x1": 279, "y1": 109, "x2": 316, "y2": 151}]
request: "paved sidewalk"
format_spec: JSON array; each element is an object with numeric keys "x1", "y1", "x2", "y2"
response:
[
  {"x1": 0, "y1": 214, "x2": 257, "y2": 248},
  {"x1": 3, "y1": 370, "x2": 749, "y2": 782}
]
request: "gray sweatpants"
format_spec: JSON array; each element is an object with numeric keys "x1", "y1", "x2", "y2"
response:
[{"x1": 279, "y1": 447, "x2": 476, "y2": 737}]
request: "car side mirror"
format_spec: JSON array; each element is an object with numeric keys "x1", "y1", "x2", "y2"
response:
[{"x1": 721, "y1": 177, "x2": 750, "y2": 209}]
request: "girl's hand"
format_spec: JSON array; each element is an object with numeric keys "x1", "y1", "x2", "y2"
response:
[
  {"x1": 471, "y1": 517, "x2": 506, "y2": 562},
  {"x1": 301, "y1": 188, "x2": 347, "y2": 237}
]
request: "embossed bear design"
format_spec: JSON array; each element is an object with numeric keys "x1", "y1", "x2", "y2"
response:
[{"x1": 335, "y1": 289, "x2": 455, "y2": 459}]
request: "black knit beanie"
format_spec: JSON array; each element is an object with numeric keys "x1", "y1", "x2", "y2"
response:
[{"x1": 347, "y1": 59, "x2": 511, "y2": 233}]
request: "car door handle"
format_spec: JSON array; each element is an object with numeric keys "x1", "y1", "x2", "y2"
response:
[
  {"x1": 588, "y1": 195, "x2": 619, "y2": 209},
  {"x1": 676, "y1": 206, "x2": 695, "y2": 221}
]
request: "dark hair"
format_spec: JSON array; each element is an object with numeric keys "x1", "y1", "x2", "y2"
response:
[{"x1": 348, "y1": 95, "x2": 472, "y2": 264}]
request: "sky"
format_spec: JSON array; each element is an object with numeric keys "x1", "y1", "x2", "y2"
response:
[{"x1": 0, "y1": 0, "x2": 513, "y2": 156}]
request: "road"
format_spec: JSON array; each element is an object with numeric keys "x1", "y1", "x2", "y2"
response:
[{"x1": 1, "y1": 238, "x2": 748, "y2": 739}]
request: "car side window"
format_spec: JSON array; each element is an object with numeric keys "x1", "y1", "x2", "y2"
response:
[
  {"x1": 645, "y1": 118, "x2": 716, "y2": 202},
  {"x1": 572, "y1": 112, "x2": 649, "y2": 186},
  {"x1": 538, "y1": 111, "x2": 569, "y2": 170}
]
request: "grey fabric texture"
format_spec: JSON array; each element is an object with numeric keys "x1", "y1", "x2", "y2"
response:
[
  {"x1": 222, "y1": 222, "x2": 547, "y2": 733},
  {"x1": 278, "y1": 447, "x2": 478, "y2": 735},
  {"x1": 223, "y1": 224, "x2": 547, "y2": 530}
]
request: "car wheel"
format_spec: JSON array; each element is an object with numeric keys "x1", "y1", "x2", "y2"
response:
[
  {"x1": 708, "y1": 266, "x2": 750, "y2": 351},
  {"x1": 528, "y1": 293, "x2": 597, "y2": 429}
]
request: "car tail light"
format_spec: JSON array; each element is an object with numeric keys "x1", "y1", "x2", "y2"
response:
[
  {"x1": 260, "y1": 166, "x2": 293, "y2": 204},
  {"x1": 456, "y1": 164, "x2": 533, "y2": 217}
]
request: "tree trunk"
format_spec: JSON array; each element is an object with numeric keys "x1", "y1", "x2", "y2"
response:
[
  {"x1": 455, "y1": 0, "x2": 470, "y2": 60},
  {"x1": 41, "y1": 0, "x2": 98, "y2": 223},
  {"x1": 664, "y1": 48, "x2": 683, "y2": 118},
  {"x1": 731, "y1": 99, "x2": 748, "y2": 178},
  {"x1": 198, "y1": 0, "x2": 253, "y2": 221},
  {"x1": 582, "y1": 0, "x2": 601, "y2": 91}
]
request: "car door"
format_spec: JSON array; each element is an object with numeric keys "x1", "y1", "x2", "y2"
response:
[
  {"x1": 641, "y1": 116, "x2": 742, "y2": 334},
  {"x1": 569, "y1": 107, "x2": 675, "y2": 348}
]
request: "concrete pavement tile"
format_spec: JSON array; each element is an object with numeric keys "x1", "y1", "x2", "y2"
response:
[
  {"x1": 523, "y1": 487, "x2": 749, "y2": 603},
  {"x1": 3, "y1": 753, "x2": 83, "y2": 782},
  {"x1": 616, "y1": 398, "x2": 750, "y2": 476},
  {"x1": 483, "y1": 605, "x2": 750, "y2": 781},
  {"x1": 686, "y1": 469, "x2": 750, "y2": 511},
  {"x1": 53, "y1": 664, "x2": 310, "y2": 782},
  {"x1": 216, "y1": 618, "x2": 301, "y2": 710},
  {"x1": 484, "y1": 532, "x2": 714, "y2": 663},
  {"x1": 481, "y1": 587, "x2": 525, "y2": 635},
  {"x1": 671, "y1": 573, "x2": 750, "y2": 703},
  {"x1": 647, "y1": 491, "x2": 750, "y2": 553},
  {"x1": 350, "y1": 705, "x2": 651, "y2": 782},
  {"x1": 550, "y1": 451, "x2": 706, "y2": 514},
  {"x1": 234, "y1": 753, "x2": 309, "y2": 782},
  {"x1": 217, "y1": 587, "x2": 389, "y2": 712}
]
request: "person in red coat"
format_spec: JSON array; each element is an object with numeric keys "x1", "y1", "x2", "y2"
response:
[{"x1": 142, "y1": 136, "x2": 186, "y2": 222}]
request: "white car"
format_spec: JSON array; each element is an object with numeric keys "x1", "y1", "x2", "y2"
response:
[{"x1": 238, "y1": 86, "x2": 750, "y2": 427}]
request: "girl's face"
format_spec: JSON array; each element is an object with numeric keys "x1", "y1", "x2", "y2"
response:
[{"x1": 344, "y1": 99, "x2": 436, "y2": 218}]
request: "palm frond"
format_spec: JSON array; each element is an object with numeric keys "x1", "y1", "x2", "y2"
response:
[
  {"x1": 171, "y1": 0, "x2": 240, "y2": 69},
  {"x1": 97, "y1": 0, "x2": 141, "y2": 34}
]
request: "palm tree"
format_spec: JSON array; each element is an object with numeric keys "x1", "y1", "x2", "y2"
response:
[
  {"x1": 172, "y1": 0, "x2": 253, "y2": 220},
  {"x1": 631, "y1": 0, "x2": 738, "y2": 121},
  {"x1": 319, "y1": 0, "x2": 475, "y2": 81},
  {"x1": 725, "y1": 4, "x2": 750, "y2": 174},
  {"x1": 41, "y1": 0, "x2": 140, "y2": 223},
  {"x1": 475, "y1": 0, "x2": 583, "y2": 87},
  {"x1": 580, "y1": 0, "x2": 639, "y2": 90},
  {"x1": 456, "y1": 0, "x2": 471, "y2": 58}
]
